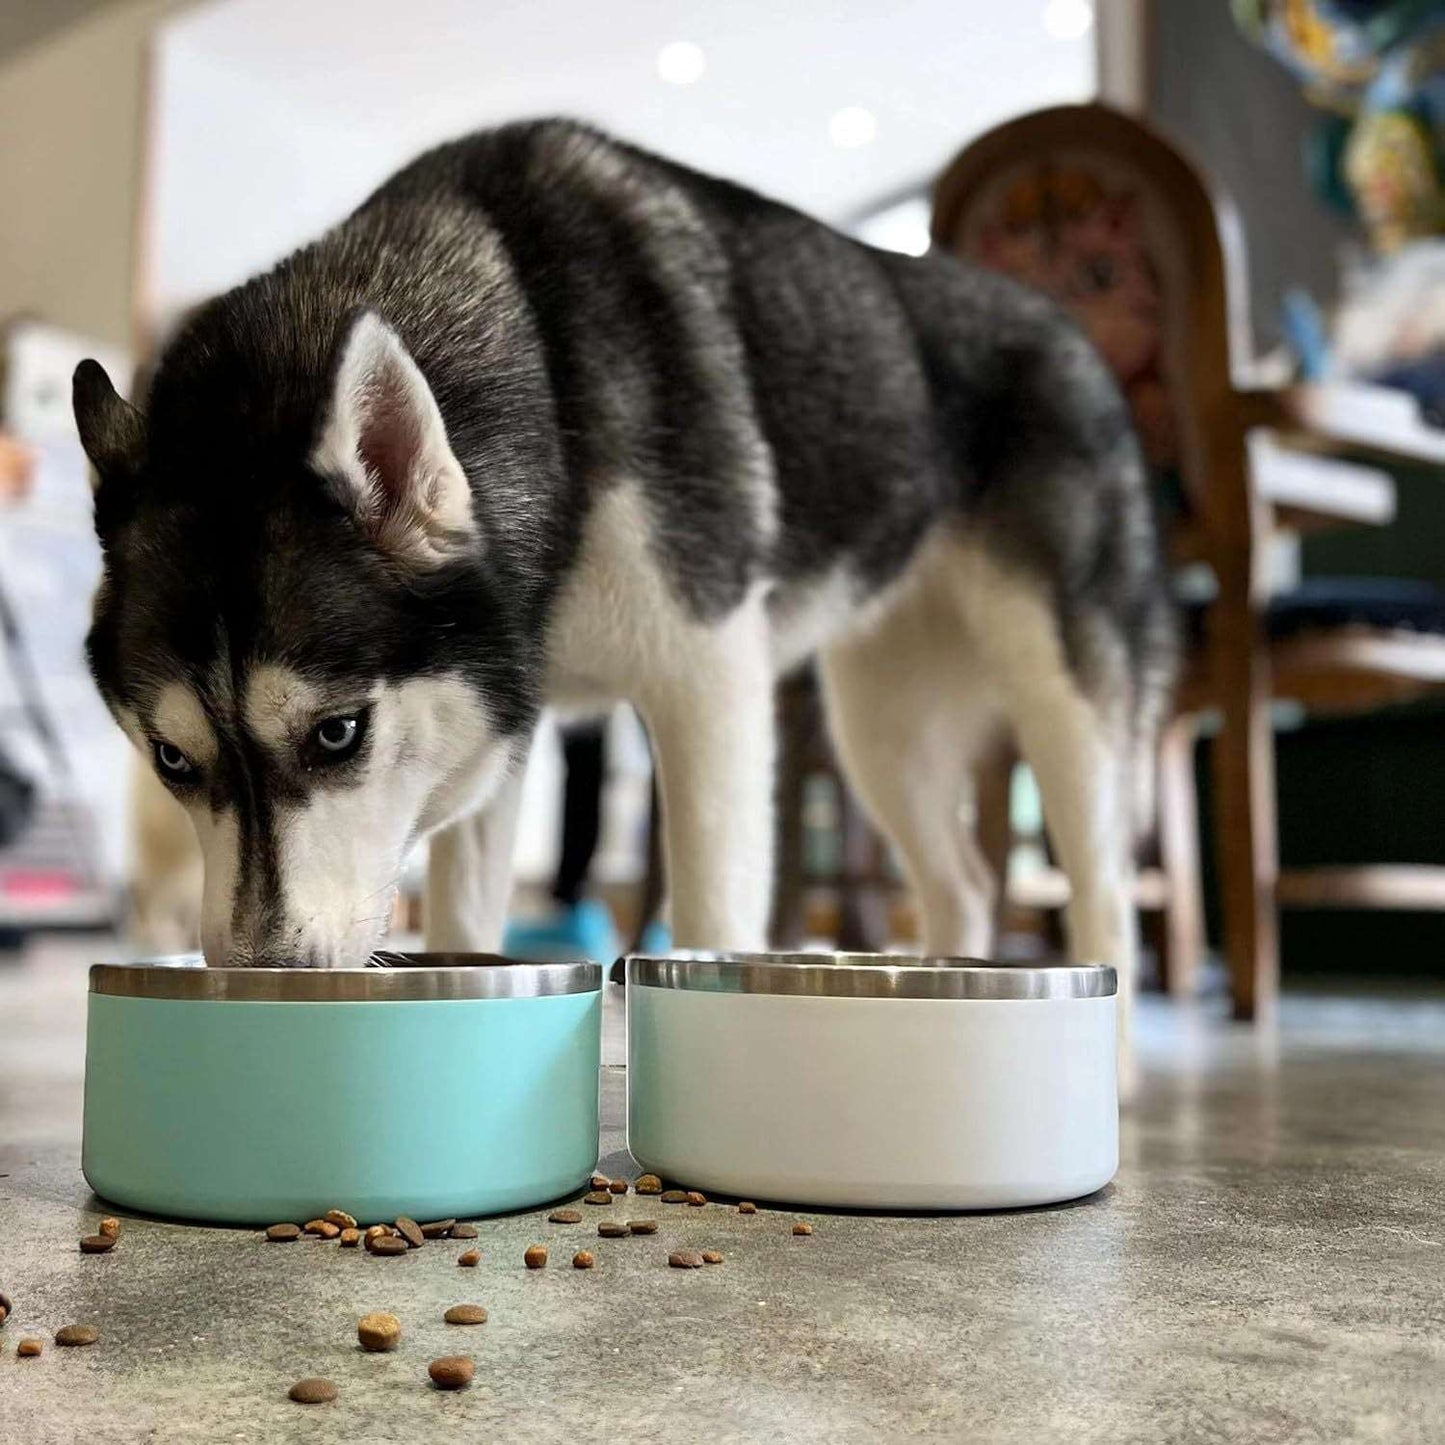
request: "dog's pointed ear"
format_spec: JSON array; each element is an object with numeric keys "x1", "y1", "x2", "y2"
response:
[
  {"x1": 311, "y1": 311, "x2": 476, "y2": 568},
  {"x1": 73, "y1": 360, "x2": 145, "y2": 488}
]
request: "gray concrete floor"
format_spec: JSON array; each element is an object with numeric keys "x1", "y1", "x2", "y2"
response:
[{"x1": 2, "y1": 938, "x2": 1444, "y2": 1444}]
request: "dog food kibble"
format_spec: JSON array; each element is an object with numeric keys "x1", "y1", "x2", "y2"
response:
[
  {"x1": 17, "y1": 1338, "x2": 42, "y2": 1358},
  {"x1": 583, "y1": 1191, "x2": 612, "y2": 1206},
  {"x1": 608, "y1": 1179, "x2": 628, "y2": 1195},
  {"x1": 79, "y1": 1234, "x2": 116, "y2": 1254},
  {"x1": 369, "y1": 1236, "x2": 408, "y2": 1257},
  {"x1": 0, "y1": 1290, "x2": 11, "y2": 1325},
  {"x1": 660, "y1": 1190, "x2": 688, "y2": 1204},
  {"x1": 99, "y1": 1217, "x2": 121, "y2": 1239},
  {"x1": 394, "y1": 1216, "x2": 426, "y2": 1249},
  {"x1": 357, "y1": 1311, "x2": 401, "y2": 1351},
  {"x1": 288, "y1": 1377, "x2": 338, "y2": 1405},
  {"x1": 634, "y1": 1174, "x2": 662, "y2": 1195},
  {"x1": 421, "y1": 1218, "x2": 457, "y2": 1239},
  {"x1": 573, "y1": 1250, "x2": 596, "y2": 1270},
  {"x1": 668, "y1": 1251, "x2": 704, "y2": 1269},
  {"x1": 548, "y1": 1208, "x2": 582, "y2": 1224},
  {"x1": 451, "y1": 1223, "x2": 478, "y2": 1240},
  {"x1": 629, "y1": 1220, "x2": 658, "y2": 1235},
  {"x1": 457, "y1": 1249, "x2": 481, "y2": 1268},
  {"x1": 685, "y1": 1191, "x2": 707, "y2": 1207},
  {"x1": 589, "y1": 1173, "x2": 609, "y2": 1190},
  {"x1": 339, "y1": 1228, "x2": 361, "y2": 1248},
  {"x1": 444, "y1": 1304, "x2": 488, "y2": 1325},
  {"x1": 524, "y1": 1245, "x2": 548, "y2": 1269},
  {"x1": 266, "y1": 1223, "x2": 302, "y2": 1242},
  {"x1": 702, "y1": 1250, "x2": 724, "y2": 1264},
  {"x1": 597, "y1": 1221, "x2": 628, "y2": 1238},
  {"x1": 324, "y1": 1209, "x2": 357, "y2": 1229},
  {"x1": 304, "y1": 1219, "x2": 340, "y2": 1239},
  {"x1": 55, "y1": 1324, "x2": 99, "y2": 1347},
  {"x1": 364, "y1": 1224, "x2": 392, "y2": 1244},
  {"x1": 792, "y1": 1222, "x2": 813, "y2": 1236},
  {"x1": 738, "y1": 1202, "x2": 758, "y2": 1214},
  {"x1": 429, "y1": 1356, "x2": 474, "y2": 1390}
]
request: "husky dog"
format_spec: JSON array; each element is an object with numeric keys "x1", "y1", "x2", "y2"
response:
[{"x1": 75, "y1": 120, "x2": 1173, "y2": 1012}]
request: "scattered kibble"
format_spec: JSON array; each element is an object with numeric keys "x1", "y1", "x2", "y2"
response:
[
  {"x1": 660, "y1": 1190, "x2": 688, "y2": 1204},
  {"x1": 79, "y1": 1234, "x2": 116, "y2": 1254},
  {"x1": 548, "y1": 1209, "x2": 582, "y2": 1225},
  {"x1": 421, "y1": 1219, "x2": 456, "y2": 1239},
  {"x1": 668, "y1": 1251, "x2": 704, "y2": 1269},
  {"x1": 583, "y1": 1191, "x2": 612, "y2": 1207},
  {"x1": 394, "y1": 1217, "x2": 425, "y2": 1249},
  {"x1": 685, "y1": 1192, "x2": 706, "y2": 1207},
  {"x1": 589, "y1": 1173, "x2": 610, "y2": 1191},
  {"x1": 17, "y1": 1338, "x2": 41, "y2": 1358},
  {"x1": 368, "y1": 1236, "x2": 408, "y2": 1257},
  {"x1": 339, "y1": 1228, "x2": 361, "y2": 1248},
  {"x1": 266, "y1": 1223, "x2": 301, "y2": 1243},
  {"x1": 702, "y1": 1250, "x2": 724, "y2": 1265},
  {"x1": 573, "y1": 1251, "x2": 596, "y2": 1270},
  {"x1": 608, "y1": 1179, "x2": 628, "y2": 1195},
  {"x1": 634, "y1": 1174, "x2": 662, "y2": 1195},
  {"x1": 0, "y1": 1290, "x2": 11, "y2": 1326},
  {"x1": 429, "y1": 1356, "x2": 474, "y2": 1390},
  {"x1": 628, "y1": 1220, "x2": 658, "y2": 1236},
  {"x1": 738, "y1": 1202, "x2": 758, "y2": 1215},
  {"x1": 324, "y1": 1210, "x2": 357, "y2": 1230},
  {"x1": 288, "y1": 1377, "x2": 338, "y2": 1405},
  {"x1": 55, "y1": 1324, "x2": 98, "y2": 1347},
  {"x1": 451, "y1": 1224, "x2": 478, "y2": 1240},
  {"x1": 444, "y1": 1304, "x2": 488, "y2": 1325},
  {"x1": 792, "y1": 1222, "x2": 813, "y2": 1236},
  {"x1": 304, "y1": 1219, "x2": 340, "y2": 1239},
  {"x1": 357, "y1": 1311, "x2": 401, "y2": 1352},
  {"x1": 597, "y1": 1221, "x2": 628, "y2": 1238},
  {"x1": 98, "y1": 1218, "x2": 121, "y2": 1239},
  {"x1": 364, "y1": 1225, "x2": 393, "y2": 1245},
  {"x1": 457, "y1": 1249, "x2": 481, "y2": 1268},
  {"x1": 524, "y1": 1245, "x2": 548, "y2": 1269}
]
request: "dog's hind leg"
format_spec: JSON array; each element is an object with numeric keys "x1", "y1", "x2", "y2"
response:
[
  {"x1": 425, "y1": 765, "x2": 527, "y2": 953},
  {"x1": 819, "y1": 563, "x2": 1004, "y2": 959}
]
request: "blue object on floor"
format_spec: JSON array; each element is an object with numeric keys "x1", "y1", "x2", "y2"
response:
[
  {"x1": 504, "y1": 898, "x2": 619, "y2": 962},
  {"x1": 637, "y1": 919, "x2": 672, "y2": 955}
]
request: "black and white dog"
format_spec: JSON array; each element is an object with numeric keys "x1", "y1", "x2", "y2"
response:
[{"x1": 75, "y1": 120, "x2": 1173, "y2": 1013}]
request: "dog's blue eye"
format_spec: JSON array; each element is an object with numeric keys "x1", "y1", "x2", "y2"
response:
[
  {"x1": 314, "y1": 715, "x2": 362, "y2": 758},
  {"x1": 154, "y1": 741, "x2": 194, "y2": 780}
]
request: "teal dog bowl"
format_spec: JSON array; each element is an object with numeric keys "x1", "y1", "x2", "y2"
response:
[{"x1": 83, "y1": 954, "x2": 602, "y2": 1224}]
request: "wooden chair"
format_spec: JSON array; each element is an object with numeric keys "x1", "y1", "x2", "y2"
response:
[{"x1": 932, "y1": 102, "x2": 1445, "y2": 1019}]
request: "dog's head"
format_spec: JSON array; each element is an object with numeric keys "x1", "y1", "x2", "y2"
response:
[{"x1": 75, "y1": 311, "x2": 538, "y2": 966}]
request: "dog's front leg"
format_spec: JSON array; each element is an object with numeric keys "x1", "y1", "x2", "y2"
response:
[
  {"x1": 639, "y1": 610, "x2": 775, "y2": 952},
  {"x1": 424, "y1": 765, "x2": 527, "y2": 953}
]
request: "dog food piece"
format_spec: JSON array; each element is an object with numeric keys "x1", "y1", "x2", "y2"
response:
[
  {"x1": 589, "y1": 1173, "x2": 609, "y2": 1190},
  {"x1": 421, "y1": 1218, "x2": 456, "y2": 1239},
  {"x1": 634, "y1": 1174, "x2": 662, "y2": 1195},
  {"x1": 597, "y1": 1221, "x2": 628, "y2": 1238},
  {"x1": 668, "y1": 1251, "x2": 704, "y2": 1269},
  {"x1": 573, "y1": 1251, "x2": 596, "y2": 1270},
  {"x1": 548, "y1": 1208, "x2": 582, "y2": 1224},
  {"x1": 55, "y1": 1324, "x2": 98, "y2": 1347},
  {"x1": 369, "y1": 1236, "x2": 408, "y2": 1257},
  {"x1": 429, "y1": 1356, "x2": 474, "y2": 1390},
  {"x1": 266, "y1": 1223, "x2": 302, "y2": 1242},
  {"x1": 17, "y1": 1338, "x2": 42, "y2": 1358},
  {"x1": 324, "y1": 1210, "x2": 357, "y2": 1230},
  {"x1": 583, "y1": 1191, "x2": 612, "y2": 1206},
  {"x1": 792, "y1": 1222, "x2": 813, "y2": 1236},
  {"x1": 79, "y1": 1234, "x2": 116, "y2": 1254},
  {"x1": 98, "y1": 1217, "x2": 121, "y2": 1239},
  {"x1": 304, "y1": 1219, "x2": 340, "y2": 1239},
  {"x1": 659, "y1": 1190, "x2": 688, "y2": 1204},
  {"x1": 339, "y1": 1228, "x2": 361, "y2": 1248},
  {"x1": 608, "y1": 1179, "x2": 628, "y2": 1195},
  {"x1": 0, "y1": 1290, "x2": 11, "y2": 1325},
  {"x1": 394, "y1": 1217, "x2": 425, "y2": 1249},
  {"x1": 524, "y1": 1245, "x2": 548, "y2": 1269},
  {"x1": 628, "y1": 1220, "x2": 658, "y2": 1236},
  {"x1": 685, "y1": 1191, "x2": 706, "y2": 1207},
  {"x1": 457, "y1": 1249, "x2": 481, "y2": 1268},
  {"x1": 738, "y1": 1202, "x2": 758, "y2": 1215},
  {"x1": 444, "y1": 1304, "x2": 488, "y2": 1325},
  {"x1": 288, "y1": 1377, "x2": 338, "y2": 1405},
  {"x1": 364, "y1": 1224, "x2": 393, "y2": 1244},
  {"x1": 702, "y1": 1250, "x2": 724, "y2": 1264},
  {"x1": 451, "y1": 1223, "x2": 478, "y2": 1240},
  {"x1": 357, "y1": 1311, "x2": 401, "y2": 1352}
]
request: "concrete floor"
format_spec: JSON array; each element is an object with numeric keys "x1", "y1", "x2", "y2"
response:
[{"x1": 2, "y1": 940, "x2": 1444, "y2": 1444}]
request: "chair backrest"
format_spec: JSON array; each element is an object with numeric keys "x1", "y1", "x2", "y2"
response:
[{"x1": 932, "y1": 103, "x2": 1255, "y2": 554}]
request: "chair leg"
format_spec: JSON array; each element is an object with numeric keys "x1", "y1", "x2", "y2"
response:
[
  {"x1": 1213, "y1": 662, "x2": 1280, "y2": 1021},
  {"x1": 1156, "y1": 715, "x2": 1204, "y2": 998}
]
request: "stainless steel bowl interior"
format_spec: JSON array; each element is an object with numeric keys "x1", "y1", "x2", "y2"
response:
[
  {"x1": 90, "y1": 952, "x2": 602, "y2": 1001},
  {"x1": 626, "y1": 952, "x2": 1115, "y2": 1000}
]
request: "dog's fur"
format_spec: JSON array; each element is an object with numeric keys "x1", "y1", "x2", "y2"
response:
[{"x1": 74, "y1": 120, "x2": 1174, "y2": 1018}]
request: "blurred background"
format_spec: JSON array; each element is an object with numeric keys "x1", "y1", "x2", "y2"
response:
[{"x1": 4, "y1": 0, "x2": 1445, "y2": 1005}]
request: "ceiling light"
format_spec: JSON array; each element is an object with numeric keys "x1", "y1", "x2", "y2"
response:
[
  {"x1": 1042, "y1": 0, "x2": 1094, "y2": 40},
  {"x1": 829, "y1": 106, "x2": 877, "y2": 149},
  {"x1": 657, "y1": 41, "x2": 706, "y2": 85}
]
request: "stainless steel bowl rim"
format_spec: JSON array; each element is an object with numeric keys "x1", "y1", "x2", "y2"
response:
[
  {"x1": 626, "y1": 953, "x2": 1116, "y2": 999},
  {"x1": 90, "y1": 953, "x2": 602, "y2": 1001}
]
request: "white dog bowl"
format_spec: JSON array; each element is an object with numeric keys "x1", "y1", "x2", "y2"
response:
[{"x1": 626, "y1": 954, "x2": 1117, "y2": 1210}]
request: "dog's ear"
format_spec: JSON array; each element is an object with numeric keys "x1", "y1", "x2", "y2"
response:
[
  {"x1": 73, "y1": 360, "x2": 145, "y2": 488},
  {"x1": 311, "y1": 311, "x2": 476, "y2": 568}
]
